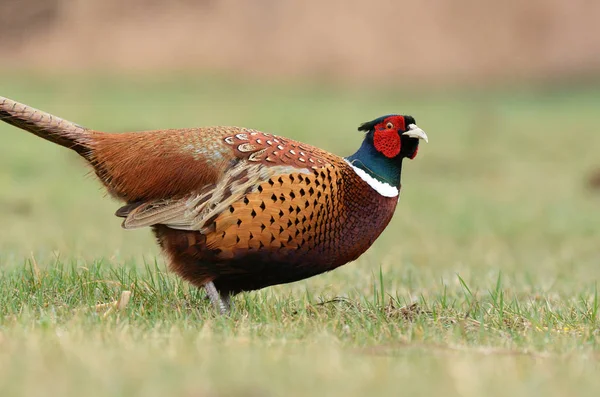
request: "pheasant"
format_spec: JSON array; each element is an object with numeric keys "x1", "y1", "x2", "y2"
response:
[{"x1": 0, "y1": 95, "x2": 428, "y2": 313}]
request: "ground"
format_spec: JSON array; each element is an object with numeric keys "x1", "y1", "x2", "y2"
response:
[{"x1": 1, "y1": 74, "x2": 600, "y2": 396}]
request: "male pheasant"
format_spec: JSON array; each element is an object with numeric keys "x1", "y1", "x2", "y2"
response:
[{"x1": 0, "y1": 95, "x2": 428, "y2": 313}]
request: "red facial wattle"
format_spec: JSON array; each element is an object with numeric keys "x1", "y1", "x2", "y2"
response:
[
  {"x1": 373, "y1": 116, "x2": 406, "y2": 158},
  {"x1": 373, "y1": 128, "x2": 400, "y2": 158}
]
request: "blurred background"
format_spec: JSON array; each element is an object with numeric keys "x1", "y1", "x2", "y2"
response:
[
  {"x1": 1, "y1": 2, "x2": 600, "y2": 396},
  {"x1": 0, "y1": 0, "x2": 599, "y2": 85}
]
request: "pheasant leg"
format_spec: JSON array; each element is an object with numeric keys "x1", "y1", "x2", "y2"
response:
[{"x1": 204, "y1": 281, "x2": 231, "y2": 314}]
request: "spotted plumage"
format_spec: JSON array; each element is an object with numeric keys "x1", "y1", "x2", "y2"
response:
[{"x1": 0, "y1": 96, "x2": 428, "y2": 313}]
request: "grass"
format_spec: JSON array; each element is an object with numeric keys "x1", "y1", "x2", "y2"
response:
[{"x1": 1, "y1": 74, "x2": 600, "y2": 396}]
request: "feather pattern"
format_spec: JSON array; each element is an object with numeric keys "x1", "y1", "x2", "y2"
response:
[{"x1": 1, "y1": 95, "x2": 426, "y2": 305}]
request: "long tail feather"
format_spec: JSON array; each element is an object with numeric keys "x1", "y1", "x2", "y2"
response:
[{"x1": 0, "y1": 95, "x2": 95, "y2": 157}]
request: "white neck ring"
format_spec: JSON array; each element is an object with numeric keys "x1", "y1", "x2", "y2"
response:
[{"x1": 345, "y1": 160, "x2": 399, "y2": 198}]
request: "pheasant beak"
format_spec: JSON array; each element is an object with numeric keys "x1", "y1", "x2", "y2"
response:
[{"x1": 402, "y1": 124, "x2": 428, "y2": 143}]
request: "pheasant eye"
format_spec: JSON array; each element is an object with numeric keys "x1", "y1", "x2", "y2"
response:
[{"x1": 386, "y1": 122, "x2": 393, "y2": 129}]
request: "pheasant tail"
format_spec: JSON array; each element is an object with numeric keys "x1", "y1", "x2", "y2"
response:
[{"x1": 0, "y1": 96, "x2": 94, "y2": 157}]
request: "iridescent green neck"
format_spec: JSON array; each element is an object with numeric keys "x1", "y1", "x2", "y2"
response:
[{"x1": 345, "y1": 137, "x2": 402, "y2": 188}]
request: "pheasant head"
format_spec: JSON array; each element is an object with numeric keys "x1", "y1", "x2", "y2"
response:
[{"x1": 345, "y1": 115, "x2": 428, "y2": 197}]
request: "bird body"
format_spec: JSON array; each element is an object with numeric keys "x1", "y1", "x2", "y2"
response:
[{"x1": 0, "y1": 96, "x2": 427, "y2": 312}]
